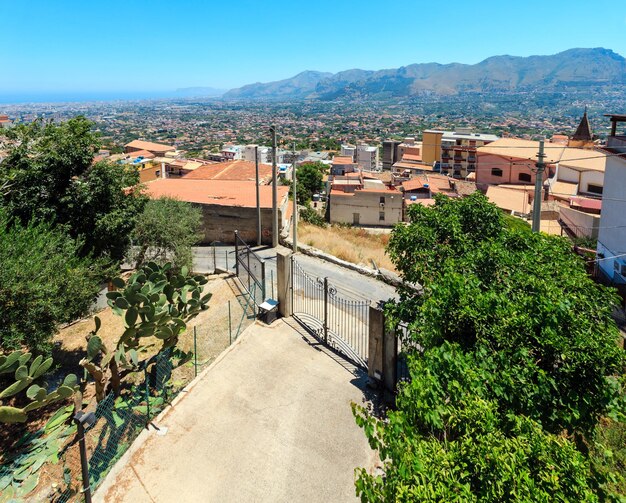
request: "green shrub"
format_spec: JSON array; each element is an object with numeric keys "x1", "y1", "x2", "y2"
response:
[
  {"x1": 0, "y1": 211, "x2": 103, "y2": 354},
  {"x1": 299, "y1": 207, "x2": 326, "y2": 227},
  {"x1": 131, "y1": 197, "x2": 203, "y2": 271}
]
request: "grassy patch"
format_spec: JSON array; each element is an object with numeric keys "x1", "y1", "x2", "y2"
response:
[
  {"x1": 298, "y1": 223, "x2": 396, "y2": 272},
  {"x1": 592, "y1": 418, "x2": 626, "y2": 495}
]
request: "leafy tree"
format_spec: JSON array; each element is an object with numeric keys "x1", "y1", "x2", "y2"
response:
[
  {"x1": 0, "y1": 117, "x2": 147, "y2": 261},
  {"x1": 131, "y1": 197, "x2": 203, "y2": 271},
  {"x1": 0, "y1": 211, "x2": 104, "y2": 354},
  {"x1": 63, "y1": 160, "x2": 147, "y2": 261},
  {"x1": 354, "y1": 346, "x2": 607, "y2": 502},
  {"x1": 355, "y1": 192, "x2": 626, "y2": 500},
  {"x1": 292, "y1": 162, "x2": 325, "y2": 205}
]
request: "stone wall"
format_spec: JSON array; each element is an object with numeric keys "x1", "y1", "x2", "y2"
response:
[{"x1": 195, "y1": 198, "x2": 289, "y2": 245}]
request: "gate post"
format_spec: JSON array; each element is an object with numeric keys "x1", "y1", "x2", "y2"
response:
[
  {"x1": 368, "y1": 304, "x2": 384, "y2": 387},
  {"x1": 234, "y1": 230, "x2": 239, "y2": 277},
  {"x1": 382, "y1": 321, "x2": 398, "y2": 403},
  {"x1": 276, "y1": 247, "x2": 292, "y2": 317},
  {"x1": 261, "y1": 260, "x2": 266, "y2": 301},
  {"x1": 323, "y1": 277, "x2": 329, "y2": 344}
]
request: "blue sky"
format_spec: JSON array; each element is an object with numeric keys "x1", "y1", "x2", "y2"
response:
[{"x1": 1, "y1": 0, "x2": 625, "y2": 95}]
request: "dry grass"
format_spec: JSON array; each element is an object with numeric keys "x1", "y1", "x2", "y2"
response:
[
  {"x1": 53, "y1": 273, "x2": 243, "y2": 386},
  {"x1": 299, "y1": 223, "x2": 396, "y2": 272}
]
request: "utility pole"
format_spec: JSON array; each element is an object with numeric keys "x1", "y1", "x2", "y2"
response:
[
  {"x1": 532, "y1": 139, "x2": 546, "y2": 233},
  {"x1": 270, "y1": 126, "x2": 278, "y2": 247},
  {"x1": 292, "y1": 141, "x2": 297, "y2": 253},
  {"x1": 255, "y1": 146, "x2": 261, "y2": 246}
]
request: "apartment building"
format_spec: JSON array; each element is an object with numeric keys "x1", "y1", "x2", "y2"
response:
[
  {"x1": 340, "y1": 144, "x2": 356, "y2": 159},
  {"x1": 243, "y1": 144, "x2": 272, "y2": 164},
  {"x1": 356, "y1": 145, "x2": 379, "y2": 172},
  {"x1": 382, "y1": 140, "x2": 402, "y2": 170},
  {"x1": 221, "y1": 144, "x2": 244, "y2": 160},
  {"x1": 475, "y1": 138, "x2": 606, "y2": 198},
  {"x1": 422, "y1": 129, "x2": 499, "y2": 178},
  {"x1": 0, "y1": 115, "x2": 12, "y2": 129}
]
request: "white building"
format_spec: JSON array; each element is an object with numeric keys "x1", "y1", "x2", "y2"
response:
[
  {"x1": 0, "y1": 115, "x2": 12, "y2": 129},
  {"x1": 243, "y1": 145, "x2": 272, "y2": 164},
  {"x1": 356, "y1": 145, "x2": 379, "y2": 172},
  {"x1": 597, "y1": 114, "x2": 626, "y2": 283},
  {"x1": 221, "y1": 144, "x2": 244, "y2": 160},
  {"x1": 341, "y1": 144, "x2": 356, "y2": 159}
]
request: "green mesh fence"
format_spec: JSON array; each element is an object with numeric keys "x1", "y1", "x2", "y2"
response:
[
  {"x1": 3, "y1": 275, "x2": 261, "y2": 503},
  {"x1": 190, "y1": 291, "x2": 257, "y2": 378}
]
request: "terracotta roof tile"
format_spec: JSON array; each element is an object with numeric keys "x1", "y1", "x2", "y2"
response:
[
  {"x1": 126, "y1": 140, "x2": 176, "y2": 153},
  {"x1": 183, "y1": 159, "x2": 273, "y2": 183},
  {"x1": 144, "y1": 179, "x2": 288, "y2": 208}
]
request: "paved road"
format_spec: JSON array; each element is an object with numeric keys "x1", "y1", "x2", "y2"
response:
[
  {"x1": 96, "y1": 319, "x2": 376, "y2": 503},
  {"x1": 193, "y1": 246, "x2": 398, "y2": 304}
]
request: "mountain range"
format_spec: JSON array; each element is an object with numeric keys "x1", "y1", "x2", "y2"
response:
[{"x1": 222, "y1": 48, "x2": 626, "y2": 101}]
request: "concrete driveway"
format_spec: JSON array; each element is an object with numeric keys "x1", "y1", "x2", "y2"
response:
[{"x1": 96, "y1": 319, "x2": 376, "y2": 503}]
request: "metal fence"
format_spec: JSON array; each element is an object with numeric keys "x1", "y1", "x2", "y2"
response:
[
  {"x1": 51, "y1": 350, "x2": 180, "y2": 502},
  {"x1": 234, "y1": 231, "x2": 266, "y2": 307},
  {"x1": 291, "y1": 257, "x2": 369, "y2": 369},
  {"x1": 2, "y1": 275, "x2": 259, "y2": 503}
]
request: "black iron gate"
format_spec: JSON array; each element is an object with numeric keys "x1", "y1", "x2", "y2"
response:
[
  {"x1": 234, "y1": 231, "x2": 266, "y2": 306},
  {"x1": 291, "y1": 257, "x2": 369, "y2": 369}
]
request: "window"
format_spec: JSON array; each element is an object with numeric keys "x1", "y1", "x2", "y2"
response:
[
  {"x1": 379, "y1": 196, "x2": 385, "y2": 204},
  {"x1": 587, "y1": 184, "x2": 603, "y2": 195},
  {"x1": 379, "y1": 211, "x2": 385, "y2": 222},
  {"x1": 518, "y1": 173, "x2": 531, "y2": 183},
  {"x1": 491, "y1": 168, "x2": 503, "y2": 177}
]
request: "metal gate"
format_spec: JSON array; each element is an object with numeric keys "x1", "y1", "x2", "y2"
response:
[
  {"x1": 291, "y1": 257, "x2": 369, "y2": 369},
  {"x1": 234, "y1": 231, "x2": 266, "y2": 306}
]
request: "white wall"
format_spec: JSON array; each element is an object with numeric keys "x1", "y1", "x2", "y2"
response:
[
  {"x1": 597, "y1": 156, "x2": 626, "y2": 278},
  {"x1": 557, "y1": 165, "x2": 580, "y2": 183},
  {"x1": 330, "y1": 190, "x2": 402, "y2": 226},
  {"x1": 580, "y1": 170, "x2": 604, "y2": 194}
]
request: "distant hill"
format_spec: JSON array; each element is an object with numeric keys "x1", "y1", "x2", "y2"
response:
[
  {"x1": 174, "y1": 87, "x2": 226, "y2": 98},
  {"x1": 223, "y1": 70, "x2": 333, "y2": 99},
  {"x1": 222, "y1": 48, "x2": 626, "y2": 101}
]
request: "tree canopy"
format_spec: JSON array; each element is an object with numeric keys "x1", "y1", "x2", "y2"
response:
[
  {"x1": 0, "y1": 117, "x2": 147, "y2": 261},
  {"x1": 131, "y1": 197, "x2": 203, "y2": 271},
  {"x1": 354, "y1": 192, "x2": 626, "y2": 501},
  {"x1": 292, "y1": 161, "x2": 326, "y2": 205}
]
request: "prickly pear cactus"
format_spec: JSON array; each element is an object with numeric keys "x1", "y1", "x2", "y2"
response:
[
  {"x1": 81, "y1": 262, "x2": 211, "y2": 401},
  {"x1": 0, "y1": 351, "x2": 78, "y2": 424}
]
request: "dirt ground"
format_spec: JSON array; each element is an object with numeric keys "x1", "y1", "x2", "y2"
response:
[
  {"x1": 53, "y1": 273, "x2": 241, "y2": 377},
  {"x1": 299, "y1": 223, "x2": 396, "y2": 272},
  {"x1": 7, "y1": 273, "x2": 246, "y2": 502}
]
